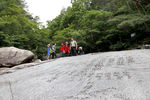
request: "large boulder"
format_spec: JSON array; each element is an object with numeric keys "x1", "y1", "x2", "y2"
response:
[{"x1": 0, "y1": 47, "x2": 34, "y2": 67}]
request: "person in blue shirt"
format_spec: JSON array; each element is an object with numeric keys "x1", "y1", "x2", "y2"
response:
[{"x1": 47, "y1": 44, "x2": 50, "y2": 60}]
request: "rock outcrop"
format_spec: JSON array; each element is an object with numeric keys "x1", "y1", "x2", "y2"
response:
[
  {"x1": 0, "y1": 47, "x2": 34, "y2": 67},
  {"x1": 0, "y1": 49, "x2": 150, "y2": 100}
]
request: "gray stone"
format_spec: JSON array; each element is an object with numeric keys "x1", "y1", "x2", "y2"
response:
[
  {"x1": 32, "y1": 59, "x2": 41, "y2": 63},
  {"x1": 0, "y1": 47, "x2": 34, "y2": 67},
  {"x1": 42, "y1": 56, "x2": 48, "y2": 61},
  {"x1": 0, "y1": 49, "x2": 150, "y2": 100},
  {"x1": 0, "y1": 68, "x2": 9, "y2": 70},
  {"x1": 56, "y1": 53, "x2": 61, "y2": 58}
]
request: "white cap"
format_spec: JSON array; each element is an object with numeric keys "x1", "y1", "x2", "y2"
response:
[
  {"x1": 79, "y1": 47, "x2": 82, "y2": 50},
  {"x1": 48, "y1": 44, "x2": 50, "y2": 46}
]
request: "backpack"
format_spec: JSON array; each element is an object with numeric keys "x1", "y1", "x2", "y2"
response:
[{"x1": 49, "y1": 48, "x2": 53, "y2": 54}]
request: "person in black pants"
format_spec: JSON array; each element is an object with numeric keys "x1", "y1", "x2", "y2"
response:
[
  {"x1": 52, "y1": 43, "x2": 57, "y2": 59},
  {"x1": 52, "y1": 52, "x2": 57, "y2": 59},
  {"x1": 71, "y1": 47, "x2": 76, "y2": 56},
  {"x1": 70, "y1": 38, "x2": 77, "y2": 56}
]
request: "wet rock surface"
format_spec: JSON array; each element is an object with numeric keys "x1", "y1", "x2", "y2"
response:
[
  {"x1": 0, "y1": 47, "x2": 34, "y2": 67},
  {"x1": 0, "y1": 50, "x2": 150, "y2": 100}
]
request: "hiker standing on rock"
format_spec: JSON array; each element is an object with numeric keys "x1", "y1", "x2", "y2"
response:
[
  {"x1": 64, "y1": 42, "x2": 70, "y2": 57},
  {"x1": 47, "y1": 44, "x2": 51, "y2": 60},
  {"x1": 70, "y1": 38, "x2": 77, "y2": 56},
  {"x1": 60, "y1": 43, "x2": 65, "y2": 57},
  {"x1": 52, "y1": 43, "x2": 57, "y2": 59}
]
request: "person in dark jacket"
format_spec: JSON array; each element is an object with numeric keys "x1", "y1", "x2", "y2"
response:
[{"x1": 78, "y1": 47, "x2": 84, "y2": 55}]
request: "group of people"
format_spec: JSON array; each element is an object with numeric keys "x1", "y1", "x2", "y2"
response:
[{"x1": 47, "y1": 38, "x2": 84, "y2": 59}]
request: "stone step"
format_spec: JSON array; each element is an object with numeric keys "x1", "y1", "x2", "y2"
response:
[{"x1": 0, "y1": 68, "x2": 9, "y2": 70}]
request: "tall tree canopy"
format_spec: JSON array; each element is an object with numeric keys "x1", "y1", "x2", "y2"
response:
[
  {"x1": 1, "y1": 0, "x2": 150, "y2": 58},
  {"x1": 47, "y1": 0, "x2": 150, "y2": 53},
  {"x1": 0, "y1": 0, "x2": 51, "y2": 58}
]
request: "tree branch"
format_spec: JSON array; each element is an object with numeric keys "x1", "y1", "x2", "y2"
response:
[{"x1": 133, "y1": 1, "x2": 149, "y2": 31}]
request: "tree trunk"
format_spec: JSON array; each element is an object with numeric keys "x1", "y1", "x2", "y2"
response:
[
  {"x1": 138, "y1": 2, "x2": 147, "y2": 14},
  {"x1": 127, "y1": 1, "x2": 131, "y2": 10},
  {"x1": 133, "y1": 1, "x2": 150, "y2": 31},
  {"x1": 91, "y1": 32, "x2": 100, "y2": 52},
  {"x1": 85, "y1": 38, "x2": 93, "y2": 53}
]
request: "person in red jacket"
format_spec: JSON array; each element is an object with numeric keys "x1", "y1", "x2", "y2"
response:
[
  {"x1": 60, "y1": 43, "x2": 65, "y2": 57},
  {"x1": 64, "y1": 42, "x2": 70, "y2": 57}
]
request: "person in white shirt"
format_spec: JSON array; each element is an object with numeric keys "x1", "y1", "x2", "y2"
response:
[
  {"x1": 51, "y1": 43, "x2": 57, "y2": 59},
  {"x1": 70, "y1": 38, "x2": 77, "y2": 56}
]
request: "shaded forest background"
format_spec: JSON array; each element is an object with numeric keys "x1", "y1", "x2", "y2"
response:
[{"x1": 0, "y1": 0, "x2": 150, "y2": 58}]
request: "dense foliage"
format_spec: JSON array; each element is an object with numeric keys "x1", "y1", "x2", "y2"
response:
[
  {"x1": 1, "y1": 0, "x2": 150, "y2": 58},
  {"x1": 47, "y1": 0, "x2": 150, "y2": 53},
  {"x1": 0, "y1": 0, "x2": 51, "y2": 58}
]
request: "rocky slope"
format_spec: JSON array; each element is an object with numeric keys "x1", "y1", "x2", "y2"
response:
[{"x1": 0, "y1": 49, "x2": 150, "y2": 100}]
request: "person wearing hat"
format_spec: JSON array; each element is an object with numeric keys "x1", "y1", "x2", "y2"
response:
[
  {"x1": 78, "y1": 47, "x2": 84, "y2": 55},
  {"x1": 64, "y1": 42, "x2": 70, "y2": 57},
  {"x1": 47, "y1": 44, "x2": 51, "y2": 60}
]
